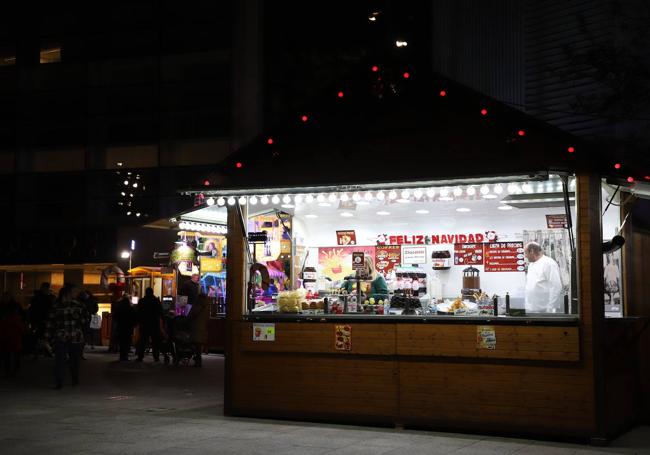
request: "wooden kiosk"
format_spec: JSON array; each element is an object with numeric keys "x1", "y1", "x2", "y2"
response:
[{"x1": 192, "y1": 75, "x2": 648, "y2": 443}]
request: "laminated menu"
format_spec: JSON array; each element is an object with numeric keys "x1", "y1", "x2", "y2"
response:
[
  {"x1": 484, "y1": 242, "x2": 525, "y2": 272},
  {"x1": 454, "y1": 243, "x2": 484, "y2": 265}
]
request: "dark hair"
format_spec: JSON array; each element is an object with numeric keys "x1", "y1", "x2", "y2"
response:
[{"x1": 145, "y1": 287, "x2": 154, "y2": 296}]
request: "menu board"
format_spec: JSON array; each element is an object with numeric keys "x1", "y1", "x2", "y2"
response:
[
  {"x1": 546, "y1": 214, "x2": 568, "y2": 229},
  {"x1": 484, "y1": 242, "x2": 525, "y2": 272},
  {"x1": 375, "y1": 245, "x2": 401, "y2": 277},
  {"x1": 401, "y1": 246, "x2": 427, "y2": 265},
  {"x1": 454, "y1": 243, "x2": 484, "y2": 265}
]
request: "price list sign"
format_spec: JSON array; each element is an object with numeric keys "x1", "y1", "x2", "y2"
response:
[
  {"x1": 484, "y1": 242, "x2": 525, "y2": 272},
  {"x1": 454, "y1": 243, "x2": 484, "y2": 265}
]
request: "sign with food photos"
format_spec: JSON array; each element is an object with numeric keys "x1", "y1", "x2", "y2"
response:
[
  {"x1": 375, "y1": 245, "x2": 401, "y2": 277},
  {"x1": 253, "y1": 323, "x2": 276, "y2": 341},
  {"x1": 335, "y1": 324, "x2": 352, "y2": 351},
  {"x1": 476, "y1": 326, "x2": 496, "y2": 350}
]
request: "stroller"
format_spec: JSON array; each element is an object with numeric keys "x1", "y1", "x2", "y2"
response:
[{"x1": 161, "y1": 315, "x2": 196, "y2": 366}]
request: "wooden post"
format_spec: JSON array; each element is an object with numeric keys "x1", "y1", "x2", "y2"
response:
[{"x1": 224, "y1": 204, "x2": 246, "y2": 415}]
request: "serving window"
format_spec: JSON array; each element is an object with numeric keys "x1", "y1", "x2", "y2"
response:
[{"x1": 224, "y1": 174, "x2": 577, "y2": 319}]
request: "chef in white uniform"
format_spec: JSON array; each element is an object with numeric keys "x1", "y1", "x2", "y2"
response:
[{"x1": 524, "y1": 242, "x2": 563, "y2": 313}]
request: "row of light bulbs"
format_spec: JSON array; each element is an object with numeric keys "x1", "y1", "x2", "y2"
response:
[
  {"x1": 178, "y1": 221, "x2": 227, "y2": 234},
  {"x1": 204, "y1": 180, "x2": 576, "y2": 207}
]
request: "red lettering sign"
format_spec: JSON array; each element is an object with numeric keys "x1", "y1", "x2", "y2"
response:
[{"x1": 484, "y1": 242, "x2": 525, "y2": 272}]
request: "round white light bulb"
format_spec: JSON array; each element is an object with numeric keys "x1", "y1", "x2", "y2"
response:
[
  {"x1": 217, "y1": 197, "x2": 225, "y2": 206},
  {"x1": 413, "y1": 189, "x2": 423, "y2": 199},
  {"x1": 453, "y1": 187, "x2": 462, "y2": 197},
  {"x1": 260, "y1": 195, "x2": 269, "y2": 205},
  {"x1": 206, "y1": 197, "x2": 215, "y2": 206},
  {"x1": 364, "y1": 191, "x2": 373, "y2": 201},
  {"x1": 480, "y1": 185, "x2": 490, "y2": 195},
  {"x1": 466, "y1": 186, "x2": 476, "y2": 196},
  {"x1": 282, "y1": 195, "x2": 291, "y2": 204},
  {"x1": 376, "y1": 191, "x2": 385, "y2": 201},
  {"x1": 316, "y1": 194, "x2": 326, "y2": 203},
  {"x1": 439, "y1": 188, "x2": 449, "y2": 197},
  {"x1": 238, "y1": 196, "x2": 247, "y2": 205},
  {"x1": 249, "y1": 196, "x2": 258, "y2": 205},
  {"x1": 271, "y1": 195, "x2": 280, "y2": 204},
  {"x1": 401, "y1": 189, "x2": 410, "y2": 199},
  {"x1": 294, "y1": 194, "x2": 303, "y2": 204},
  {"x1": 305, "y1": 194, "x2": 314, "y2": 203},
  {"x1": 388, "y1": 190, "x2": 397, "y2": 200},
  {"x1": 426, "y1": 188, "x2": 435, "y2": 198},
  {"x1": 494, "y1": 184, "x2": 504, "y2": 194},
  {"x1": 352, "y1": 192, "x2": 361, "y2": 202},
  {"x1": 227, "y1": 197, "x2": 236, "y2": 206},
  {"x1": 340, "y1": 193, "x2": 349, "y2": 202},
  {"x1": 328, "y1": 193, "x2": 338, "y2": 203}
]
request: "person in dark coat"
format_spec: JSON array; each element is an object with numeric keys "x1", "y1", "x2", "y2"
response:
[
  {"x1": 113, "y1": 294, "x2": 136, "y2": 361},
  {"x1": 179, "y1": 273, "x2": 200, "y2": 307},
  {"x1": 28, "y1": 282, "x2": 55, "y2": 358},
  {"x1": 0, "y1": 292, "x2": 26, "y2": 378},
  {"x1": 45, "y1": 285, "x2": 89, "y2": 389},
  {"x1": 187, "y1": 293, "x2": 210, "y2": 367},
  {"x1": 136, "y1": 287, "x2": 163, "y2": 362}
]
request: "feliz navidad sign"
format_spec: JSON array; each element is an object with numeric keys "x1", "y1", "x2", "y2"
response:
[{"x1": 376, "y1": 231, "x2": 497, "y2": 246}]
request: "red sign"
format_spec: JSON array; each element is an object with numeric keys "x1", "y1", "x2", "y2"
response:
[
  {"x1": 375, "y1": 245, "x2": 400, "y2": 277},
  {"x1": 484, "y1": 242, "x2": 525, "y2": 272},
  {"x1": 336, "y1": 230, "x2": 357, "y2": 246},
  {"x1": 454, "y1": 243, "x2": 484, "y2": 265},
  {"x1": 546, "y1": 214, "x2": 568, "y2": 229},
  {"x1": 352, "y1": 252, "x2": 365, "y2": 271}
]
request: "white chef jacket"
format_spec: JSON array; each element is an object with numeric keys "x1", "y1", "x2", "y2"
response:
[{"x1": 525, "y1": 255, "x2": 564, "y2": 313}]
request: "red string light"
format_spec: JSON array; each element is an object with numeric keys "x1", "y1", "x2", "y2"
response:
[
  {"x1": 517, "y1": 130, "x2": 526, "y2": 137},
  {"x1": 627, "y1": 176, "x2": 634, "y2": 183},
  {"x1": 301, "y1": 115, "x2": 308, "y2": 122},
  {"x1": 403, "y1": 72, "x2": 410, "y2": 79},
  {"x1": 203, "y1": 180, "x2": 210, "y2": 186},
  {"x1": 236, "y1": 162, "x2": 243, "y2": 169},
  {"x1": 614, "y1": 163, "x2": 621, "y2": 169},
  {"x1": 267, "y1": 138, "x2": 274, "y2": 145},
  {"x1": 480, "y1": 108, "x2": 488, "y2": 116},
  {"x1": 439, "y1": 90, "x2": 447, "y2": 97},
  {"x1": 567, "y1": 146, "x2": 575, "y2": 153},
  {"x1": 371, "y1": 65, "x2": 379, "y2": 72},
  {"x1": 645, "y1": 176, "x2": 650, "y2": 181},
  {"x1": 337, "y1": 91, "x2": 344, "y2": 98}
]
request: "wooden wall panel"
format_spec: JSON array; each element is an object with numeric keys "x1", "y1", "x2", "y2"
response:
[
  {"x1": 232, "y1": 353, "x2": 398, "y2": 419},
  {"x1": 397, "y1": 325, "x2": 579, "y2": 361},
  {"x1": 240, "y1": 322, "x2": 396, "y2": 355},
  {"x1": 399, "y1": 361, "x2": 594, "y2": 434}
]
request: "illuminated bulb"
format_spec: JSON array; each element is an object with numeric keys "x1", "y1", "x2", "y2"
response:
[
  {"x1": 522, "y1": 183, "x2": 533, "y2": 193},
  {"x1": 124, "y1": 180, "x2": 129, "y2": 185},
  {"x1": 217, "y1": 197, "x2": 225, "y2": 206},
  {"x1": 494, "y1": 184, "x2": 504, "y2": 195},
  {"x1": 249, "y1": 196, "x2": 258, "y2": 205},
  {"x1": 238, "y1": 196, "x2": 247, "y2": 205},
  {"x1": 340, "y1": 193, "x2": 349, "y2": 202},
  {"x1": 413, "y1": 189, "x2": 423, "y2": 199},
  {"x1": 388, "y1": 190, "x2": 397, "y2": 200},
  {"x1": 364, "y1": 192, "x2": 373, "y2": 201},
  {"x1": 507, "y1": 183, "x2": 520, "y2": 194},
  {"x1": 271, "y1": 195, "x2": 280, "y2": 204},
  {"x1": 133, "y1": 183, "x2": 138, "y2": 188},
  {"x1": 453, "y1": 187, "x2": 462, "y2": 197},
  {"x1": 328, "y1": 193, "x2": 337, "y2": 203},
  {"x1": 376, "y1": 191, "x2": 385, "y2": 201},
  {"x1": 227, "y1": 197, "x2": 236, "y2": 206},
  {"x1": 206, "y1": 197, "x2": 215, "y2": 206},
  {"x1": 294, "y1": 194, "x2": 303, "y2": 204},
  {"x1": 480, "y1": 185, "x2": 490, "y2": 195},
  {"x1": 439, "y1": 188, "x2": 449, "y2": 197},
  {"x1": 260, "y1": 195, "x2": 269, "y2": 205},
  {"x1": 426, "y1": 188, "x2": 435, "y2": 198},
  {"x1": 466, "y1": 186, "x2": 476, "y2": 196},
  {"x1": 401, "y1": 189, "x2": 410, "y2": 199},
  {"x1": 536, "y1": 183, "x2": 545, "y2": 193},
  {"x1": 352, "y1": 192, "x2": 361, "y2": 202},
  {"x1": 317, "y1": 194, "x2": 326, "y2": 203},
  {"x1": 121, "y1": 192, "x2": 125, "y2": 196},
  {"x1": 305, "y1": 194, "x2": 314, "y2": 203},
  {"x1": 395, "y1": 40, "x2": 408, "y2": 47},
  {"x1": 282, "y1": 195, "x2": 292, "y2": 204}
]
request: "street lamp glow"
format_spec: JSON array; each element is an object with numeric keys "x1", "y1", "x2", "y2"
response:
[{"x1": 120, "y1": 251, "x2": 130, "y2": 259}]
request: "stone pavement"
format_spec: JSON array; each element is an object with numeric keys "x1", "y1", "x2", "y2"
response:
[{"x1": 0, "y1": 349, "x2": 649, "y2": 455}]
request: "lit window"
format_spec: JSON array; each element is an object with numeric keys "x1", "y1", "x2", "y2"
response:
[
  {"x1": 40, "y1": 46, "x2": 61, "y2": 64},
  {"x1": 0, "y1": 54, "x2": 15, "y2": 66}
]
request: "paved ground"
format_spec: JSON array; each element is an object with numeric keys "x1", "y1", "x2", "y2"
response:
[{"x1": 1, "y1": 348, "x2": 649, "y2": 455}]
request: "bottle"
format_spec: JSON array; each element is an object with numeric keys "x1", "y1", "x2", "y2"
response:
[
  {"x1": 505, "y1": 292, "x2": 510, "y2": 315},
  {"x1": 493, "y1": 295, "x2": 499, "y2": 316},
  {"x1": 564, "y1": 293, "x2": 569, "y2": 314}
]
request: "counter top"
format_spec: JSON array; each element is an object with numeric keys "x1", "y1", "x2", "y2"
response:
[{"x1": 243, "y1": 313, "x2": 579, "y2": 326}]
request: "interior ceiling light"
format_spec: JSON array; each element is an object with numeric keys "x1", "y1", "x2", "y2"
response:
[
  {"x1": 416, "y1": 209, "x2": 429, "y2": 214},
  {"x1": 456, "y1": 207, "x2": 471, "y2": 213},
  {"x1": 377, "y1": 211, "x2": 390, "y2": 216},
  {"x1": 340, "y1": 212, "x2": 354, "y2": 217}
]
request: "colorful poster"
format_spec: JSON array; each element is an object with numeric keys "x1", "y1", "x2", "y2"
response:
[
  {"x1": 253, "y1": 323, "x2": 276, "y2": 341},
  {"x1": 484, "y1": 242, "x2": 525, "y2": 272},
  {"x1": 477, "y1": 326, "x2": 496, "y2": 350},
  {"x1": 335, "y1": 324, "x2": 352, "y2": 351},
  {"x1": 375, "y1": 245, "x2": 401, "y2": 277},
  {"x1": 454, "y1": 243, "x2": 484, "y2": 265},
  {"x1": 336, "y1": 230, "x2": 357, "y2": 246},
  {"x1": 546, "y1": 214, "x2": 568, "y2": 229},
  {"x1": 401, "y1": 246, "x2": 427, "y2": 265},
  {"x1": 319, "y1": 246, "x2": 376, "y2": 281}
]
